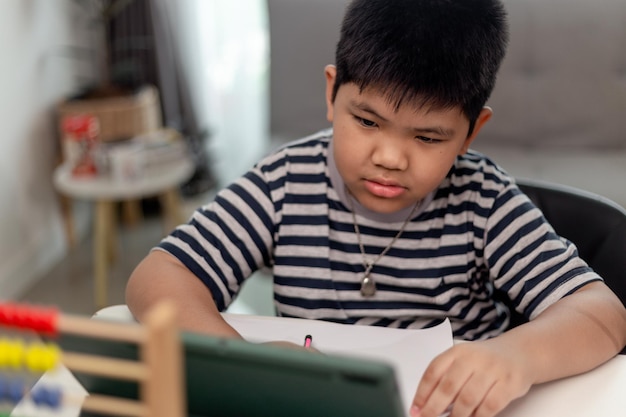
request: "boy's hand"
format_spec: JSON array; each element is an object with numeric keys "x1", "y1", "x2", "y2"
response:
[
  {"x1": 410, "y1": 282, "x2": 626, "y2": 417},
  {"x1": 410, "y1": 339, "x2": 533, "y2": 417}
]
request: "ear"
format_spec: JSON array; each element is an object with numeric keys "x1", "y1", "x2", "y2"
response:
[
  {"x1": 324, "y1": 65, "x2": 337, "y2": 123},
  {"x1": 459, "y1": 106, "x2": 493, "y2": 155}
]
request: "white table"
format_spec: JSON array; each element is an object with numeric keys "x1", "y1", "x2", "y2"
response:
[
  {"x1": 92, "y1": 305, "x2": 626, "y2": 417},
  {"x1": 53, "y1": 158, "x2": 194, "y2": 308}
]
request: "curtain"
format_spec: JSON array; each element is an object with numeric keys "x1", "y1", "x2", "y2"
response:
[{"x1": 107, "y1": 0, "x2": 215, "y2": 195}]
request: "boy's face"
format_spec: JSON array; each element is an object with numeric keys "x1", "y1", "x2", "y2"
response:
[{"x1": 325, "y1": 65, "x2": 492, "y2": 214}]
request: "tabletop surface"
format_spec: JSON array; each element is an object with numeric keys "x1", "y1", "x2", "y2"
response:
[{"x1": 91, "y1": 305, "x2": 626, "y2": 417}]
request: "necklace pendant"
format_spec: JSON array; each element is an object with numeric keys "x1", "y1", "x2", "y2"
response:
[{"x1": 360, "y1": 275, "x2": 377, "y2": 297}]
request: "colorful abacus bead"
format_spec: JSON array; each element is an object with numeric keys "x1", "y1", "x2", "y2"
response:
[
  {"x1": 31, "y1": 385, "x2": 63, "y2": 409},
  {"x1": 0, "y1": 303, "x2": 58, "y2": 336},
  {"x1": 24, "y1": 342, "x2": 60, "y2": 373},
  {"x1": 0, "y1": 339, "x2": 24, "y2": 370},
  {"x1": 0, "y1": 376, "x2": 22, "y2": 400},
  {"x1": 0, "y1": 339, "x2": 61, "y2": 372},
  {"x1": 8, "y1": 378, "x2": 24, "y2": 403}
]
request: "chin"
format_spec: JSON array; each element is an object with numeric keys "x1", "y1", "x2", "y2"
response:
[{"x1": 360, "y1": 197, "x2": 413, "y2": 214}]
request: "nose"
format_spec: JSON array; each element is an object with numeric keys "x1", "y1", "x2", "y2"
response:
[{"x1": 370, "y1": 135, "x2": 408, "y2": 171}]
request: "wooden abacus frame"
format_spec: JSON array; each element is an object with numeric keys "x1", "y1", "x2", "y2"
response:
[{"x1": 1, "y1": 301, "x2": 184, "y2": 417}]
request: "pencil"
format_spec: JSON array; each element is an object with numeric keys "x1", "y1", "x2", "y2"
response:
[{"x1": 303, "y1": 334, "x2": 313, "y2": 348}]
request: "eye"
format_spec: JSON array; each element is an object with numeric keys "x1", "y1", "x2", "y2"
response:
[
  {"x1": 354, "y1": 116, "x2": 378, "y2": 128},
  {"x1": 415, "y1": 136, "x2": 442, "y2": 144}
]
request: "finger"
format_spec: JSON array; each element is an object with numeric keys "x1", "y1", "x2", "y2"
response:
[
  {"x1": 412, "y1": 352, "x2": 456, "y2": 409},
  {"x1": 415, "y1": 357, "x2": 473, "y2": 417},
  {"x1": 449, "y1": 372, "x2": 496, "y2": 417}
]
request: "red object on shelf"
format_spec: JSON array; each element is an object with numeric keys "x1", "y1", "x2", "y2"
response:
[{"x1": 61, "y1": 115, "x2": 100, "y2": 177}]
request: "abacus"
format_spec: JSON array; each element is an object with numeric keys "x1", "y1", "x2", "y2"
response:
[{"x1": 0, "y1": 301, "x2": 184, "y2": 417}]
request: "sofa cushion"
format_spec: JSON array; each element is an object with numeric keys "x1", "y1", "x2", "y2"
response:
[{"x1": 480, "y1": 0, "x2": 626, "y2": 149}]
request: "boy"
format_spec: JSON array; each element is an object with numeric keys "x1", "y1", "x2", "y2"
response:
[{"x1": 126, "y1": 0, "x2": 626, "y2": 416}]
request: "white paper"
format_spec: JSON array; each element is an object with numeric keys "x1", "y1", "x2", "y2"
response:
[{"x1": 223, "y1": 314, "x2": 454, "y2": 413}]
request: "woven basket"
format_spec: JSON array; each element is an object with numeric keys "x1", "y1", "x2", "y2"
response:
[{"x1": 57, "y1": 85, "x2": 162, "y2": 143}]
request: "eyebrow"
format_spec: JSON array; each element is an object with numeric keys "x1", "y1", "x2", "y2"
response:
[{"x1": 350, "y1": 100, "x2": 456, "y2": 138}]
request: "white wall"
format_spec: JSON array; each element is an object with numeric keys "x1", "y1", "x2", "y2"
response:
[
  {"x1": 0, "y1": 1, "x2": 94, "y2": 298},
  {"x1": 267, "y1": 0, "x2": 349, "y2": 144}
]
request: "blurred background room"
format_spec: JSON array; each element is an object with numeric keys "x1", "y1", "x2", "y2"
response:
[
  {"x1": 3, "y1": 0, "x2": 625, "y2": 317},
  {"x1": 2, "y1": 0, "x2": 272, "y2": 315}
]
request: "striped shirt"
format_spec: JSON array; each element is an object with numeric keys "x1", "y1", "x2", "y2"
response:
[{"x1": 158, "y1": 129, "x2": 600, "y2": 340}]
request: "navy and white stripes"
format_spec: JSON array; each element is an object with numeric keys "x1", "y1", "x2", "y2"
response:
[{"x1": 158, "y1": 130, "x2": 600, "y2": 340}]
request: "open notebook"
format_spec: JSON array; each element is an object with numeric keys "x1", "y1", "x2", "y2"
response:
[{"x1": 55, "y1": 314, "x2": 453, "y2": 417}]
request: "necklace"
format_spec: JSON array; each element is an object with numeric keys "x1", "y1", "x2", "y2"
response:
[{"x1": 347, "y1": 194, "x2": 420, "y2": 297}]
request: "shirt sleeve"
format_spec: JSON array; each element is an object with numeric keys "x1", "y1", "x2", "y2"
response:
[
  {"x1": 484, "y1": 183, "x2": 602, "y2": 320},
  {"x1": 156, "y1": 167, "x2": 277, "y2": 311}
]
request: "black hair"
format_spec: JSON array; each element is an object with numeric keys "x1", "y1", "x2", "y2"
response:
[{"x1": 333, "y1": 0, "x2": 509, "y2": 135}]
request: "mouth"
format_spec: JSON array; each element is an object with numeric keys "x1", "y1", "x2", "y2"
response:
[{"x1": 363, "y1": 178, "x2": 407, "y2": 199}]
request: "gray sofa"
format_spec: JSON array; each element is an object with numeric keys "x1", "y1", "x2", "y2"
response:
[
  {"x1": 267, "y1": 0, "x2": 626, "y2": 207},
  {"x1": 475, "y1": 0, "x2": 626, "y2": 207}
]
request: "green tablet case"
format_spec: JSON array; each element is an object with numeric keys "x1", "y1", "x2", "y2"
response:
[{"x1": 57, "y1": 330, "x2": 406, "y2": 417}]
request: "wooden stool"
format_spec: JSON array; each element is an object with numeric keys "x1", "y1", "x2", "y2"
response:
[{"x1": 53, "y1": 157, "x2": 194, "y2": 309}]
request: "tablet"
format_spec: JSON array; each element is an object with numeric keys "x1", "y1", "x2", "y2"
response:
[{"x1": 57, "y1": 330, "x2": 407, "y2": 417}]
